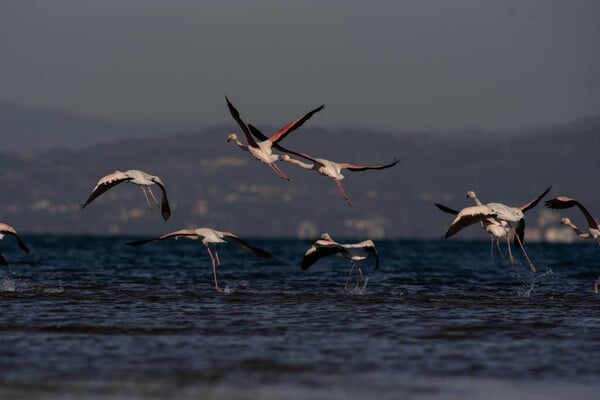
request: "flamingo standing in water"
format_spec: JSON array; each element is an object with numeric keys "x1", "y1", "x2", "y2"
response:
[
  {"x1": 545, "y1": 196, "x2": 600, "y2": 293},
  {"x1": 0, "y1": 223, "x2": 30, "y2": 266},
  {"x1": 80, "y1": 169, "x2": 171, "y2": 220},
  {"x1": 440, "y1": 186, "x2": 551, "y2": 272},
  {"x1": 226, "y1": 96, "x2": 324, "y2": 181},
  {"x1": 126, "y1": 228, "x2": 272, "y2": 292},
  {"x1": 301, "y1": 233, "x2": 379, "y2": 290}
]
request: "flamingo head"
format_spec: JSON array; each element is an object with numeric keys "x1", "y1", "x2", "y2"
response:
[
  {"x1": 280, "y1": 154, "x2": 291, "y2": 162},
  {"x1": 227, "y1": 133, "x2": 238, "y2": 143},
  {"x1": 466, "y1": 190, "x2": 476, "y2": 199},
  {"x1": 320, "y1": 233, "x2": 334, "y2": 241},
  {"x1": 560, "y1": 217, "x2": 572, "y2": 225}
]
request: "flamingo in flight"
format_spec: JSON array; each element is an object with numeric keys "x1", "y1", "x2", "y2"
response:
[
  {"x1": 545, "y1": 196, "x2": 600, "y2": 293},
  {"x1": 0, "y1": 223, "x2": 30, "y2": 266},
  {"x1": 226, "y1": 96, "x2": 324, "y2": 181},
  {"x1": 126, "y1": 228, "x2": 272, "y2": 292},
  {"x1": 80, "y1": 169, "x2": 171, "y2": 221},
  {"x1": 301, "y1": 233, "x2": 379, "y2": 290},
  {"x1": 440, "y1": 186, "x2": 551, "y2": 272},
  {"x1": 247, "y1": 124, "x2": 398, "y2": 206},
  {"x1": 436, "y1": 190, "x2": 511, "y2": 260}
]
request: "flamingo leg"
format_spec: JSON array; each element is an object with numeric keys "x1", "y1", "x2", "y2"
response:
[
  {"x1": 213, "y1": 244, "x2": 221, "y2": 267},
  {"x1": 333, "y1": 178, "x2": 354, "y2": 207},
  {"x1": 344, "y1": 261, "x2": 356, "y2": 291},
  {"x1": 139, "y1": 186, "x2": 155, "y2": 210},
  {"x1": 495, "y1": 237, "x2": 504, "y2": 258},
  {"x1": 505, "y1": 234, "x2": 515, "y2": 264},
  {"x1": 514, "y1": 232, "x2": 536, "y2": 273},
  {"x1": 357, "y1": 266, "x2": 365, "y2": 286},
  {"x1": 205, "y1": 246, "x2": 222, "y2": 292},
  {"x1": 268, "y1": 162, "x2": 291, "y2": 181},
  {"x1": 147, "y1": 185, "x2": 160, "y2": 207},
  {"x1": 489, "y1": 236, "x2": 495, "y2": 259}
]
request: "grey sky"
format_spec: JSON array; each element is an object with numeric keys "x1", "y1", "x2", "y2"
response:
[{"x1": 1, "y1": 0, "x2": 599, "y2": 133}]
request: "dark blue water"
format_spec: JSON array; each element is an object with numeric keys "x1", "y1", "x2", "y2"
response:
[{"x1": 1, "y1": 236, "x2": 599, "y2": 399}]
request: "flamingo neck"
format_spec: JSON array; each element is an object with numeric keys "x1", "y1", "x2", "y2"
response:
[
  {"x1": 284, "y1": 157, "x2": 314, "y2": 170},
  {"x1": 231, "y1": 138, "x2": 249, "y2": 152}
]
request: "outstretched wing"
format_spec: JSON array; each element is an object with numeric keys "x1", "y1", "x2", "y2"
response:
[
  {"x1": 225, "y1": 96, "x2": 259, "y2": 148},
  {"x1": 268, "y1": 104, "x2": 324, "y2": 143},
  {"x1": 0, "y1": 224, "x2": 30, "y2": 253},
  {"x1": 0, "y1": 252, "x2": 6, "y2": 266},
  {"x1": 301, "y1": 242, "x2": 344, "y2": 270},
  {"x1": 125, "y1": 229, "x2": 200, "y2": 246},
  {"x1": 80, "y1": 171, "x2": 132, "y2": 209},
  {"x1": 152, "y1": 178, "x2": 171, "y2": 221},
  {"x1": 341, "y1": 158, "x2": 399, "y2": 172},
  {"x1": 546, "y1": 196, "x2": 599, "y2": 229},
  {"x1": 222, "y1": 232, "x2": 272, "y2": 258},
  {"x1": 519, "y1": 186, "x2": 551, "y2": 213},
  {"x1": 434, "y1": 203, "x2": 459, "y2": 216},
  {"x1": 443, "y1": 205, "x2": 497, "y2": 239}
]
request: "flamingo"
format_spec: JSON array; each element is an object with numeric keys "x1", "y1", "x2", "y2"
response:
[
  {"x1": 80, "y1": 169, "x2": 171, "y2": 221},
  {"x1": 545, "y1": 197, "x2": 600, "y2": 243},
  {"x1": 435, "y1": 201, "x2": 510, "y2": 260},
  {"x1": 226, "y1": 96, "x2": 324, "y2": 181},
  {"x1": 126, "y1": 228, "x2": 272, "y2": 292},
  {"x1": 0, "y1": 223, "x2": 30, "y2": 266},
  {"x1": 276, "y1": 153, "x2": 398, "y2": 207},
  {"x1": 301, "y1": 233, "x2": 379, "y2": 290},
  {"x1": 545, "y1": 196, "x2": 600, "y2": 293},
  {"x1": 440, "y1": 186, "x2": 551, "y2": 272}
]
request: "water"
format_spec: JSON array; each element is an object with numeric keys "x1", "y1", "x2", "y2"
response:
[{"x1": 1, "y1": 236, "x2": 599, "y2": 399}]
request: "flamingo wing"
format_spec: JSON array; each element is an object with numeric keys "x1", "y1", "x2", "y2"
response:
[
  {"x1": 341, "y1": 158, "x2": 399, "y2": 171},
  {"x1": 80, "y1": 172, "x2": 133, "y2": 209},
  {"x1": 519, "y1": 186, "x2": 551, "y2": 213},
  {"x1": 222, "y1": 232, "x2": 272, "y2": 258},
  {"x1": 225, "y1": 96, "x2": 259, "y2": 148},
  {"x1": 125, "y1": 229, "x2": 200, "y2": 246},
  {"x1": 545, "y1": 196, "x2": 599, "y2": 229},
  {"x1": 301, "y1": 243, "x2": 345, "y2": 270},
  {"x1": 268, "y1": 104, "x2": 324, "y2": 143},
  {"x1": 0, "y1": 225, "x2": 30, "y2": 253},
  {"x1": 443, "y1": 206, "x2": 497, "y2": 239},
  {"x1": 434, "y1": 203, "x2": 459, "y2": 216},
  {"x1": 152, "y1": 178, "x2": 171, "y2": 221}
]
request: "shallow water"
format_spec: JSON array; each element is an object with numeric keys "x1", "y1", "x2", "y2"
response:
[{"x1": 1, "y1": 236, "x2": 599, "y2": 399}]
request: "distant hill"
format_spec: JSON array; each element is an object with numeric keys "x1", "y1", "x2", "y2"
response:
[
  {"x1": 0, "y1": 101, "x2": 201, "y2": 153},
  {"x1": 0, "y1": 115, "x2": 598, "y2": 239}
]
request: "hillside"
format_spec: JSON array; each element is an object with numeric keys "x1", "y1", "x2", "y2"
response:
[{"x1": 1, "y1": 120, "x2": 598, "y2": 239}]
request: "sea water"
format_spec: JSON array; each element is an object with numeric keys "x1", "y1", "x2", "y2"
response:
[{"x1": 0, "y1": 236, "x2": 598, "y2": 399}]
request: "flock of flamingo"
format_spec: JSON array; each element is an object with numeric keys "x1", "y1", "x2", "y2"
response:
[{"x1": 1, "y1": 97, "x2": 598, "y2": 292}]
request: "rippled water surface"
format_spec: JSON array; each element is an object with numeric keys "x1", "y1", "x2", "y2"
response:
[{"x1": 1, "y1": 236, "x2": 599, "y2": 399}]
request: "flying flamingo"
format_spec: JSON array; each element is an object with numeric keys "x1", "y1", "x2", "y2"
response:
[
  {"x1": 435, "y1": 201, "x2": 511, "y2": 260},
  {"x1": 80, "y1": 169, "x2": 171, "y2": 220},
  {"x1": 0, "y1": 223, "x2": 30, "y2": 266},
  {"x1": 225, "y1": 96, "x2": 324, "y2": 181},
  {"x1": 301, "y1": 233, "x2": 379, "y2": 290},
  {"x1": 247, "y1": 124, "x2": 397, "y2": 206},
  {"x1": 440, "y1": 186, "x2": 551, "y2": 272},
  {"x1": 545, "y1": 196, "x2": 600, "y2": 293},
  {"x1": 126, "y1": 228, "x2": 272, "y2": 292},
  {"x1": 275, "y1": 153, "x2": 398, "y2": 207}
]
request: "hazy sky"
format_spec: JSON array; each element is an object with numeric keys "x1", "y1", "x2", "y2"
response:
[{"x1": 1, "y1": 0, "x2": 599, "y2": 132}]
